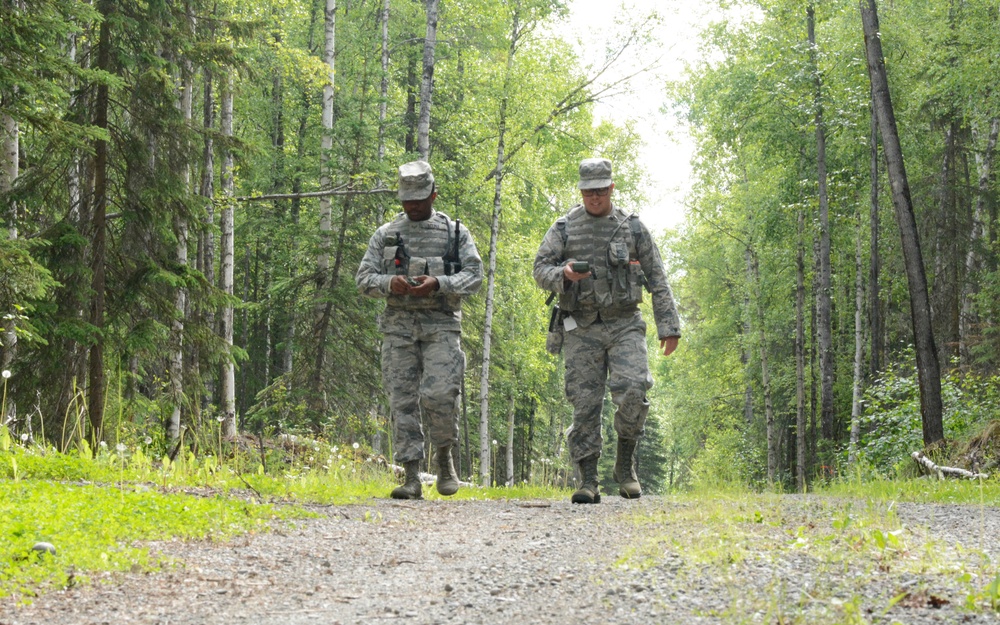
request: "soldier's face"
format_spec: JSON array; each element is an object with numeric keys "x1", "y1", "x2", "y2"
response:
[
  {"x1": 402, "y1": 192, "x2": 437, "y2": 222},
  {"x1": 581, "y1": 183, "x2": 614, "y2": 217}
]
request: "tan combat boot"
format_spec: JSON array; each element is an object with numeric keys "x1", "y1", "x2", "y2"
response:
[
  {"x1": 435, "y1": 446, "x2": 460, "y2": 496},
  {"x1": 613, "y1": 438, "x2": 642, "y2": 499},
  {"x1": 391, "y1": 460, "x2": 423, "y2": 500},
  {"x1": 571, "y1": 455, "x2": 601, "y2": 504}
]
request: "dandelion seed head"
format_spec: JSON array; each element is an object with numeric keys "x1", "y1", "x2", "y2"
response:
[
  {"x1": 352, "y1": 442, "x2": 360, "y2": 449},
  {"x1": 1, "y1": 370, "x2": 10, "y2": 379}
]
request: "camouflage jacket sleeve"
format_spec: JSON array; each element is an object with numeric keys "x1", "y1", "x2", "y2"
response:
[
  {"x1": 355, "y1": 227, "x2": 393, "y2": 298},
  {"x1": 636, "y1": 219, "x2": 682, "y2": 339},
  {"x1": 533, "y1": 221, "x2": 568, "y2": 293},
  {"x1": 436, "y1": 222, "x2": 484, "y2": 296}
]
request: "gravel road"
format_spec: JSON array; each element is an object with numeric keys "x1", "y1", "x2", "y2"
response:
[{"x1": 2, "y1": 494, "x2": 1000, "y2": 624}]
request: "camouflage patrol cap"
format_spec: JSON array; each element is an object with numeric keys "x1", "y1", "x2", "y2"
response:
[
  {"x1": 577, "y1": 158, "x2": 613, "y2": 190},
  {"x1": 397, "y1": 160, "x2": 435, "y2": 201}
]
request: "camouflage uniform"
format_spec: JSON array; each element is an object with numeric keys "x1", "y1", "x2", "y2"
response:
[
  {"x1": 533, "y1": 203, "x2": 680, "y2": 463},
  {"x1": 356, "y1": 209, "x2": 483, "y2": 463}
]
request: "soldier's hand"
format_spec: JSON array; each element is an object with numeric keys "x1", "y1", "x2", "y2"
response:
[
  {"x1": 563, "y1": 261, "x2": 591, "y2": 282},
  {"x1": 660, "y1": 336, "x2": 679, "y2": 357},
  {"x1": 389, "y1": 275, "x2": 412, "y2": 294},
  {"x1": 407, "y1": 275, "x2": 439, "y2": 297}
]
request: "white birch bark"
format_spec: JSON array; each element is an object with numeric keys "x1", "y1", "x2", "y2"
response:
[
  {"x1": 220, "y1": 75, "x2": 236, "y2": 439},
  {"x1": 505, "y1": 393, "x2": 515, "y2": 486},
  {"x1": 168, "y1": 19, "x2": 195, "y2": 441},
  {"x1": 849, "y1": 212, "x2": 865, "y2": 465},
  {"x1": 479, "y1": 9, "x2": 520, "y2": 488},
  {"x1": 416, "y1": 0, "x2": 439, "y2": 160},
  {"x1": 317, "y1": 0, "x2": 336, "y2": 289}
]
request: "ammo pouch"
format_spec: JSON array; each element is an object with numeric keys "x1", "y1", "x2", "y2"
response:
[{"x1": 546, "y1": 304, "x2": 565, "y2": 355}]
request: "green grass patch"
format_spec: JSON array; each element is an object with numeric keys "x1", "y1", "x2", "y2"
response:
[
  {"x1": 817, "y1": 474, "x2": 1000, "y2": 506},
  {"x1": 0, "y1": 479, "x2": 306, "y2": 601},
  {"x1": 0, "y1": 433, "x2": 570, "y2": 602}
]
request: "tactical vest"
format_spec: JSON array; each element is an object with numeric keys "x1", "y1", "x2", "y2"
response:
[
  {"x1": 381, "y1": 211, "x2": 463, "y2": 312},
  {"x1": 557, "y1": 205, "x2": 646, "y2": 313}
]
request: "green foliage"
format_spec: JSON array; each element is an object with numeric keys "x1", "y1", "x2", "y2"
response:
[{"x1": 856, "y1": 362, "x2": 1000, "y2": 476}]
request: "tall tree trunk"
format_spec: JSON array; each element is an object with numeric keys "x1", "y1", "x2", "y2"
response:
[
  {"x1": 506, "y1": 393, "x2": 515, "y2": 486},
  {"x1": 377, "y1": 0, "x2": 390, "y2": 206},
  {"x1": 479, "y1": 9, "x2": 521, "y2": 488},
  {"x1": 416, "y1": 0, "x2": 439, "y2": 159},
  {"x1": 88, "y1": 0, "x2": 113, "y2": 445},
  {"x1": 861, "y1": 0, "x2": 944, "y2": 446},
  {"x1": 1, "y1": 109, "x2": 17, "y2": 371},
  {"x1": 741, "y1": 278, "x2": 753, "y2": 426},
  {"x1": 808, "y1": 5, "x2": 835, "y2": 443},
  {"x1": 750, "y1": 252, "x2": 776, "y2": 484},
  {"x1": 168, "y1": 12, "x2": 195, "y2": 440},
  {"x1": 849, "y1": 210, "x2": 865, "y2": 465},
  {"x1": 220, "y1": 75, "x2": 237, "y2": 439},
  {"x1": 312, "y1": 0, "x2": 336, "y2": 410},
  {"x1": 199, "y1": 68, "x2": 216, "y2": 406},
  {"x1": 932, "y1": 121, "x2": 960, "y2": 357},
  {"x1": 810, "y1": 236, "x2": 819, "y2": 469},
  {"x1": 868, "y1": 93, "x2": 883, "y2": 378},
  {"x1": 960, "y1": 117, "x2": 999, "y2": 359},
  {"x1": 795, "y1": 209, "x2": 807, "y2": 492}
]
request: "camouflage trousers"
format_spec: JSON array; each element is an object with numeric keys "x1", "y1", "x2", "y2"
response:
[
  {"x1": 563, "y1": 311, "x2": 653, "y2": 463},
  {"x1": 381, "y1": 325, "x2": 464, "y2": 463}
]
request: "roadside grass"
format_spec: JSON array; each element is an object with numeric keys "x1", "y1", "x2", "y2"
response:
[
  {"x1": 0, "y1": 427, "x2": 569, "y2": 601},
  {"x1": 817, "y1": 474, "x2": 1000, "y2": 506},
  {"x1": 623, "y1": 489, "x2": 1000, "y2": 623}
]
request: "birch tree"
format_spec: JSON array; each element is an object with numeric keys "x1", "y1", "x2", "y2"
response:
[
  {"x1": 417, "y1": 0, "x2": 440, "y2": 159},
  {"x1": 220, "y1": 75, "x2": 236, "y2": 439}
]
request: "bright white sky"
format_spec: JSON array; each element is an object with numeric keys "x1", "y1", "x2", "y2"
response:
[{"x1": 551, "y1": 0, "x2": 716, "y2": 233}]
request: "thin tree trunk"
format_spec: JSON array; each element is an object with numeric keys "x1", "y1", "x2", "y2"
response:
[
  {"x1": 312, "y1": 0, "x2": 336, "y2": 410},
  {"x1": 750, "y1": 252, "x2": 776, "y2": 484},
  {"x1": 506, "y1": 393, "x2": 515, "y2": 486},
  {"x1": 220, "y1": 75, "x2": 236, "y2": 439},
  {"x1": 479, "y1": 9, "x2": 520, "y2": 488},
  {"x1": 868, "y1": 93, "x2": 882, "y2": 379},
  {"x1": 1, "y1": 110, "x2": 17, "y2": 371},
  {"x1": 849, "y1": 210, "x2": 865, "y2": 465},
  {"x1": 861, "y1": 0, "x2": 944, "y2": 446},
  {"x1": 796, "y1": 209, "x2": 807, "y2": 492},
  {"x1": 809, "y1": 5, "x2": 835, "y2": 443},
  {"x1": 199, "y1": 68, "x2": 216, "y2": 406},
  {"x1": 810, "y1": 236, "x2": 819, "y2": 470},
  {"x1": 88, "y1": 0, "x2": 112, "y2": 445},
  {"x1": 960, "y1": 117, "x2": 999, "y2": 359},
  {"x1": 168, "y1": 15, "x2": 195, "y2": 440},
  {"x1": 417, "y1": 0, "x2": 439, "y2": 159},
  {"x1": 377, "y1": 0, "x2": 390, "y2": 215}
]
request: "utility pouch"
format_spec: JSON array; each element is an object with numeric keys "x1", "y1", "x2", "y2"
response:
[{"x1": 546, "y1": 305, "x2": 565, "y2": 355}]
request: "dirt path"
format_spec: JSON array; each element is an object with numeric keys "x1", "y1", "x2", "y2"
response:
[{"x1": 2, "y1": 495, "x2": 1000, "y2": 624}]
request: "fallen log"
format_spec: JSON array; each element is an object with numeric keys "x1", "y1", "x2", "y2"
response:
[{"x1": 911, "y1": 451, "x2": 989, "y2": 480}]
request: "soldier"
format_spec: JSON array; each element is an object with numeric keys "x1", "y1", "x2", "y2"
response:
[
  {"x1": 533, "y1": 157, "x2": 681, "y2": 503},
  {"x1": 356, "y1": 160, "x2": 484, "y2": 499}
]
